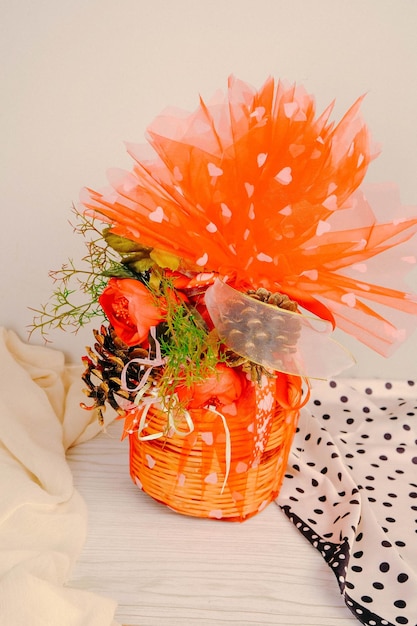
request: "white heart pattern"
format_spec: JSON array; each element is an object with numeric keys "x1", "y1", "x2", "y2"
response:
[
  {"x1": 341, "y1": 293, "x2": 357, "y2": 307},
  {"x1": 316, "y1": 220, "x2": 331, "y2": 236},
  {"x1": 276, "y1": 167, "x2": 292, "y2": 185},
  {"x1": 196, "y1": 252, "x2": 208, "y2": 266},
  {"x1": 257, "y1": 152, "x2": 267, "y2": 167},
  {"x1": 148, "y1": 206, "x2": 165, "y2": 223},
  {"x1": 245, "y1": 182, "x2": 255, "y2": 197},
  {"x1": 207, "y1": 162, "x2": 223, "y2": 177}
]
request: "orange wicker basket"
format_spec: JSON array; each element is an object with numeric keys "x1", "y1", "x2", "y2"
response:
[{"x1": 129, "y1": 371, "x2": 302, "y2": 521}]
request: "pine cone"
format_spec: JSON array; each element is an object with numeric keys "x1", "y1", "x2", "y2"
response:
[
  {"x1": 246, "y1": 287, "x2": 298, "y2": 312},
  {"x1": 222, "y1": 289, "x2": 302, "y2": 381},
  {"x1": 81, "y1": 324, "x2": 149, "y2": 424}
]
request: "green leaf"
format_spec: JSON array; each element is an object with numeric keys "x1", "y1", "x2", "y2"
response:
[
  {"x1": 150, "y1": 248, "x2": 180, "y2": 270},
  {"x1": 103, "y1": 229, "x2": 150, "y2": 254},
  {"x1": 126, "y1": 257, "x2": 155, "y2": 273}
]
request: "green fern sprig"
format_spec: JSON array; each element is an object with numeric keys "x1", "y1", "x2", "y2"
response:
[
  {"x1": 29, "y1": 207, "x2": 125, "y2": 340},
  {"x1": 153, "y1": 274, "x2": 223, "y2": 402}
]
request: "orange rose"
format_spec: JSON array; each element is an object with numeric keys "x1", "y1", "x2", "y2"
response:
[
  {"x1": 99, "y1": 278, "x2": 164, "y2": 346},
  {"x1": 176, "y1": 363, "x2": 245, "y2": 409}
]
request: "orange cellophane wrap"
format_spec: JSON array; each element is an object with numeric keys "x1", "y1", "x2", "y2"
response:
[
  {"x1": 129, "y1": 372, "x2": 304, "y2": 521},
  {"x1": 82, "y1": 76, "x2": 417, "y2": 356}
]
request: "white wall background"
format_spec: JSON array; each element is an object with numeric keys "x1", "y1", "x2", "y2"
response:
[{"x1": 2, "y1": 0, "x2": 417, "y2": 378}]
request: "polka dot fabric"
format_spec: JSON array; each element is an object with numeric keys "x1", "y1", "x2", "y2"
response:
[{"x1": 276, "y1": 378, "x2": 417, "y2": 626}]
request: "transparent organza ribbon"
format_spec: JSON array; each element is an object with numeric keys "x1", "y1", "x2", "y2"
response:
[{"x1": 205, "y1": 279, "x2": 354, "y2": 379}]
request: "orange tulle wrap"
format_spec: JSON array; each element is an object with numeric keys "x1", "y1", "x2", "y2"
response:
[{"x1": 78, "y1": 76, "x2": 417, "y2": 521}]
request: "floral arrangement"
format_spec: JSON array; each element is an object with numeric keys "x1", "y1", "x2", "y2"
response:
[{"x1": 31, "y1": 76, "x2": 417, "y2": 520}]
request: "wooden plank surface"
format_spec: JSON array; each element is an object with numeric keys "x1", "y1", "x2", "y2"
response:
[{"x1": 67, "y1": 422, "x2": 357, "y2": 625}]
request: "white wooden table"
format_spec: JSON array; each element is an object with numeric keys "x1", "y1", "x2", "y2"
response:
[{"x1": 67, "y1": 421, "x2": 357, "y2": 626}]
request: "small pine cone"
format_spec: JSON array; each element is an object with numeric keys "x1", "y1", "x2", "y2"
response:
[
  {"x1": 81, "y1": 324, "x2": 150, "y2": 423},
  {"x1": 246, "y1": 288, "x2": 298, "y2": 312},
  {"x1": 241, "y1": 288, "x2": 301, "y2": 357}
]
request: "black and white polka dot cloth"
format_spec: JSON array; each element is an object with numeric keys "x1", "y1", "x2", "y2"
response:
[{"x1": 276, "y1": 378, "x2": 417, "y2": 626}]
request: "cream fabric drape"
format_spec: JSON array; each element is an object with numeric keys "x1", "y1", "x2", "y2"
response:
[{"x1": 0, "y1": 328, "x2": 120, "y2": 626}]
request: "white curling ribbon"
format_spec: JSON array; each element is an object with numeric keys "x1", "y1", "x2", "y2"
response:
[
  {"x1": 121, "y1": 327, "x2": 194, "y2": 440},
  {"x1": 205, "y1": 404, "x2": 232, "y2": 494},
  {"x1": 205, "y1": 279, "x2": 354, "y2": 379},
  {"x1": 134, "y1": 395, "x2": 164, "y2": 441},
  {"x1": 121, "y1": 326, "x2": 166, "y2": 394},
  {"x1": 133, "y1": 392, "x2": 195, "y2": 442}
]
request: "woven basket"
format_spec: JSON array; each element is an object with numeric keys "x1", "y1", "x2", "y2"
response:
[{"x1": 129, "y1": 371, "x2": 302, "y2": 521}]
